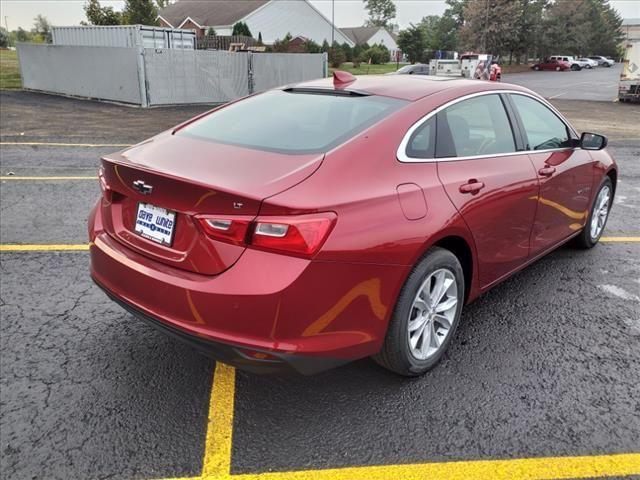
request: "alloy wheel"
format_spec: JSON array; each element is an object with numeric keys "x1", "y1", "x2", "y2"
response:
[
  {"x1": 590, "y1": 185, "x2": 611, "y2": 240},
  {"x1": 407, "y1": 269, "x2": 458, "y2": 360}
]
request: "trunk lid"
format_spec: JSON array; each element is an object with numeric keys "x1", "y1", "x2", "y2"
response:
[{"x1": 100, "y1": 132, "x2": 323, "y2": 275}]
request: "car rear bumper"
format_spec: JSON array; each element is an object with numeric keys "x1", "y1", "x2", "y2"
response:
[
  {"x1": 93, "y1": 277, "x2": 348, "y2": 374},
  {"x1": 89, "y1": 203, "x2": 406, "y2": 374}
]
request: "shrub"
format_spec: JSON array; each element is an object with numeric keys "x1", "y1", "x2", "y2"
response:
[
  {"x1": 341, "y1": 42, "x2": 353, "y2": 62},
  {"x1": 304, "y1": 39, "x2": 321, "y2": 53},
  {"x1": 328, "y1": 47, "x2": 347, "y2": 68},
  {"x1": 271, "y1": 32, "x2": 293, "y2": 53},
  {"x1": 0, "y1": 27, "x2": 9, "y2": 48},
  {"x1": 360, "y1": 45, "x2": 389, "y2": 64},
  {"x1": 232, "y1": 21, "x2": 252, "y2": 37}
]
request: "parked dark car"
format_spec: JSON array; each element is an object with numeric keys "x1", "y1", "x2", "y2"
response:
[{"x1": 393, "y1": 64, "x2": 430, "y2": 75}]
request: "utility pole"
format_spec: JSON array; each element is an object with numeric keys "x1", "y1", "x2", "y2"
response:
[
  {"x1": 331, "y1": 0, "x2": 335, "y2": 45},
  {"x1": 482, "y1": 0, "x2": 490, "y2": 52},
  {"x1": 4, "y1": 16, "x2": 8, "y2": 31}
]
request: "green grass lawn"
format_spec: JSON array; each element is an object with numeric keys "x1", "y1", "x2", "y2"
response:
[
  {"x1": 329, "y1": 62, "x2": 408, "y2": 76},
  {"x1": 0, "y1": 50, "x2": 22, "y2": 90}
]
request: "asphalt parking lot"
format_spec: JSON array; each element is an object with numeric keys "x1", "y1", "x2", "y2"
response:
[
  {"x1": 1, "y1": 89, "x2": 639, "y2": 480},
  {"x1": 503, "y1": 64, "x2": 623, "y2": 101}
]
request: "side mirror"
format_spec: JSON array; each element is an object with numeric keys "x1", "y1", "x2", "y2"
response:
[{"x1": 580, "y1": 132, "x2": 608, "y2": 150}]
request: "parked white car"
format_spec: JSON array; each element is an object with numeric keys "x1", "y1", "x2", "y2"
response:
[
  {"x1": 588, "y1": 55, "x2": 615, "y2": 67},
  {"x1": 550, "y1": 55, "x2": 586, "y2": 70},
  {"x1": 578, "y1": 57, "x2": 598, "y2": 68}
]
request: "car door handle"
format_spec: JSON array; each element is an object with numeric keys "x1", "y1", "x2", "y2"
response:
[
  {"x1": 459, "y1": 180, "x2": 485, "y2": 194},
  {"x1": 538, "y1": 166, "x2": 556, "y2": 177}
]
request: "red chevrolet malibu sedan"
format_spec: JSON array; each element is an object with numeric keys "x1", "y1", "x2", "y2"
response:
[{"x1": 90, "y1": 73, "x2": 617, "y2": 376}]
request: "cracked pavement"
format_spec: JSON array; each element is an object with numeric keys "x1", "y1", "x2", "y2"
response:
[{"x1": 1, "y1": 91, "x2": 639, "y2": 479}]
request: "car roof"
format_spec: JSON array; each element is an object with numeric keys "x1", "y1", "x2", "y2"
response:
[{"x1": 288, "y1": 74, "x2": 528, "y2": 102}]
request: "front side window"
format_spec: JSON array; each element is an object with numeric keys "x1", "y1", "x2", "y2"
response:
[
  {"x1": 435, "y1": 94, "x2": 517, "y2": 158},
  {"x1": 179, "y1": 90, "x2": 406, "y2": 154},
  {"x1": 510, "y1": 94, "x2": 571, "y2": 150}
]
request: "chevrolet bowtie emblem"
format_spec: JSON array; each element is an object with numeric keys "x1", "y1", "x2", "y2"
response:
[{"x1": 133, "y1": 180, "x2": 153, "y2": 195}]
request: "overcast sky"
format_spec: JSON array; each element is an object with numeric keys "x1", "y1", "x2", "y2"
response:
[{"x1": 1, "y1": 0, "x2": 639, "y2": 31}]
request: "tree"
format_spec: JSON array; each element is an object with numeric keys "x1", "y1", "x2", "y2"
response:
[
  {"x1": 328, "y1": 46, "x2": 346, "y2": 68},
  {"x1": 32, "y1": 14, "x2": 52, "y2": 43},
  {"x1": 303, "y1": 39, "x2": 321, "y2": 53},
  {"x1": 155, "y1": 0, "x2": 171, "y2": 8},
  {"x1": 123, "y1": 0, "x2": 158, "y2": 25},
  {"x1": 257, "y1": 32, "x2": 263, "y2": 45},
  {"x1": 459, "y1": 0, "x2": 522, "y2": 57},
  {"x1": 583, "y1": 0, "x2": 624, "y2": 57},
  {"x1": 16, "y1": 27, "x2": 30, "y2": 42},
  {"x1": 363, "y1": 0, "x2": 396, "y2": 28},
  {"x1": 232, "y1": 21, "x2": 252, "y2": 37},
  {"x1": 0, "y1": 27, "x2": 9, "y2": 48},
  {"x1": 444, "y1": 0, "x2": 470, "y2": 27},
  {"x1": 84, "y1": 0, "x2": 122, "y2": 25},
  {"x1": 271, "y1": 33, "x2": 292, "y2": 52},
  {"x1": 343, "y1": 42, "x2": 354, "y2": 61},
  {"x1": 206, "y1": 27, "x2": 216, "y2": 36},
  {"x1": 397, "y1": 24, "x2": 427, "y2": 63}
]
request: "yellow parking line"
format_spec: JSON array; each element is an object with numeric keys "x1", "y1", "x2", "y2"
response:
[
  {"x1": 0, "y1": 142, "x2": 131, "y2": 147},
  {"x1": 1, "y1": 176, "x2": 97, "y2": 180},
  {"x1": 202, "y1": 363, "x2": 236, "y2": 478},
  {"x1": 230, "y1": 453, "x2": 640, "y2": 480},
  {"x1": 0, "y1": 244, "x2": 90, "y2": 252},
  {"x1": 2, "y1": 238, "x2": 639, "y2": 254},
  {"x1": 2, "y1": 239, "x2": 638, "y2": 478},
  {"x1": 601, "y1": 237, "x2": 640, "y2": 242},
  {"x1": 181, "y1": 365, "x2": 640, "y2": 480}
]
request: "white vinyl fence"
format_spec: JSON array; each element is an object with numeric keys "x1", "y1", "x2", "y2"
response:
[
  {"x1": 17, "y1": 44, "x2": 144, "y2": 104},
  {"x1": 17, "y1": 44, "x2": 328, "y2": 107},
  {"x1": 144, "y1": 49, "x2": 250, "y2": 105},
  {"x1": 251, "y1": 53, "x2": 329, "y2": 92}
]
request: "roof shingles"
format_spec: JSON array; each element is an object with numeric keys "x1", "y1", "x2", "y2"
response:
[
  {"x1": 340, "y1": 26, "x2": 382, "y2": 45},
  {"x1": 159, "y1": 0, "x2": 270, "y2": 28}
]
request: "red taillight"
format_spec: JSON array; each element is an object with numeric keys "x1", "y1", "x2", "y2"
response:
[
  {"x1": 196, "y1": 212, "x2": 337, "y2": 257},
  {"x1": 251, "y1": 213, "x2": 337, "y2": 257},
  {"x1": 197, "y1": 215, "x2": 252, "y2": 246}
]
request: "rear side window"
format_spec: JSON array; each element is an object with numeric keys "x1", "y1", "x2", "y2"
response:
[
  {"x1": 435, "y1": 94, "x2": 516, "y2": 158},
  {"x1": 406, "y1": 117, "x2": 435, "y2": 158},
  {"x1": 510, "y1": 94, "x2": 571, "y2": 150},
  {"x1": 178, "y1": 90, "x2": 406, "y2": 154}
]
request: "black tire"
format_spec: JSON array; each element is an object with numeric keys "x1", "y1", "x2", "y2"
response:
[
  {"x1": 533, "y1": 65, "x2": 540, "y2": 71},
  {"x1": 574, "y1": 177, "x2": 613, "y2": 249},
  {"x1": 556, "y1": 66, "x2": 561, "y2": 71},
  {"x1": 373, "y1": 247, "x2": 465, "y2": 376},
  {"x1": 571, "y1": 64, "x2": 580, "y2": 71}
]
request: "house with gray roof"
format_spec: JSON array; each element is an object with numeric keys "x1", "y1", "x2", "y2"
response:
[
  {"x1": 158, "y1": 0, "x2": 354, "y2": 46},
  {"x1": 341, "y1": 25, "x2": 400, "y2": 61}
]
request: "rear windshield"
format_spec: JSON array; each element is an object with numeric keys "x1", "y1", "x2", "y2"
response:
[{"x1": 178, "y1": 90, "x2": 407, "y2": 154}]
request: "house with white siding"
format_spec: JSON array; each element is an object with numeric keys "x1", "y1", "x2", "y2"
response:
[
  {"x1": 341, "y1": 26, "x2": 400, "y2": 61},
  {"x1": 158, "y1": 0, "x2": 354, "y2": 46}
]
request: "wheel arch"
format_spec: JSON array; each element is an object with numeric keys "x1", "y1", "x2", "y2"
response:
[
  {"x1": 606, "y1": 167, "x2": 617, "y2": 197},
  {"x1": 432, "y1": 235, "x2": 475, "y2": 304}
]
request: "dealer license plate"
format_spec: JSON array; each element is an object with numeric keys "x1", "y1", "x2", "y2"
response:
[{"x1": 134, "y1": 203, "x2": 176, "y2": 246}]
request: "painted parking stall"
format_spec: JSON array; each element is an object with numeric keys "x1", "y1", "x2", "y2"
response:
[{"x1": 1, "y1": 91, "x2": 639, "y2": 479}]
